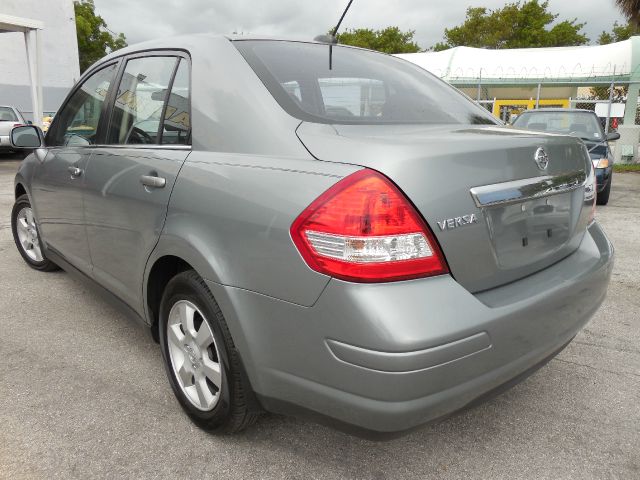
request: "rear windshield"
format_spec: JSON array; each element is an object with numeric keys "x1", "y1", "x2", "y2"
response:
[
  {"x1": 0, "y1": 107, "x2": 18, "y2": 122},
  {"x1": 234, "y1": 40, "x2": 498, "y2": 126},
  {"x1": 512, "y1": 111, "x2": 604, "y2": 142}
]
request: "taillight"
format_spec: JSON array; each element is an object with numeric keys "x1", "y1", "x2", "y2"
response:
[
  {"x1": 290, "y1": 169, "x2": 449, "y2": 282},
  {"x1": 584, "y1": 165, "x2": 597, "y2": 223}
]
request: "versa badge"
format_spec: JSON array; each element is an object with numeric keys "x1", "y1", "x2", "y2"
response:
[{"x1": 437, "y1": 214, "x2": 478, "y2": 231}]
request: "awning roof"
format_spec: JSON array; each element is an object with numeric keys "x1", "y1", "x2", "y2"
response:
[
  {"x1": 397, "y1": 38, "x2": 637, "y2": 86},
  {"x1": 0, "y1": 14, "x2": 44, "y2": 33},
  {"x1": 0, "y1": 14, "x2": 44, "y2": 127}
]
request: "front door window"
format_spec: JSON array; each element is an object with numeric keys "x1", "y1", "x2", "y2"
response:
[{"x1": 48, "y1": 64, "x2": 117, "y2": 146}]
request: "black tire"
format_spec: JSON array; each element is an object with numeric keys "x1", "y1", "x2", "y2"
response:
[
  {"x1": 159, "y1": 270, "x2": 259, "y2": 433},
  {"x1": 597, "y1": 176, "x2": 611, "y2": 205},
  {"x1": 11, "y1": 194, "x2": 59, "y2": 271}
]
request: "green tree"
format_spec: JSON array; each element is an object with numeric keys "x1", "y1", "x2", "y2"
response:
[
  {"x1": 590, "y1": 21, "x2": 639, "y2": 99},
  {"x1": 598, "y1": 20, "x2": 640, "y2": 44},
  {"x1": 432, "y1": 1, "x2": 588, "y2": 51},
  {"x1": 336, "y1": 27, "x2": 421, "y2": 54},
  {"x1": 75, "y1": 0, "x2": 127, "y2": 72}
]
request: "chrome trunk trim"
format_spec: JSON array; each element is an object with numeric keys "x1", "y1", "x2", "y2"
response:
[{"x1": 470, "y1": 170, "x2": 586, "y2": 208}]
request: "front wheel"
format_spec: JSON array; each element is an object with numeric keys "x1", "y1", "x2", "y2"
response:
[
  {"x1": 159, "y1": 270, "x2": 259, "y2": 433},
  {"x1": 11, "y1": 194, "x2": 59, "y2": 271}
]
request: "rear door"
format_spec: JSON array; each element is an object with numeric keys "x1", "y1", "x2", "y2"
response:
[
  {"x1": 82, "y1": 53, "x2": 191, "y2": 309},
  {"x1": 31, "y1": 63, "x2": 119, "y2": 274}
]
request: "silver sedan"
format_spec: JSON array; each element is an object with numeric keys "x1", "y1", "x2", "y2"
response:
[{"x1": 9, "y1": 35, "x2": 613, "y2": 436}]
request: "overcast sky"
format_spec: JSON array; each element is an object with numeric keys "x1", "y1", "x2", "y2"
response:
[{"x1": 93, "y1": 0, "x2": 626, "y2": 49}]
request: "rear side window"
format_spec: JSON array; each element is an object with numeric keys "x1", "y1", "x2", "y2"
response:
[
  {"x1": 0, "y1": 107, "x2": 18, "y2": 122},
  {"x1": 235, "y1": 40, "x2": 498, "y2": 126},
  {"x1": 108, "y1": 56, "x2": 178, "y2": 145},
  {"x1": 48, "y1": 63, "x2": 117, "y2": 146}
]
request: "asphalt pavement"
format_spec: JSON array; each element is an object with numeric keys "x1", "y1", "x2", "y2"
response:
[{"x1": 0, "y1": 152, "x2": 638, "y2": 479}]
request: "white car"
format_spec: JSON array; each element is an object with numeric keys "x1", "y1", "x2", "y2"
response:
[{"x1": 0, "y1": 106, "x2": 27, "y2": 153}]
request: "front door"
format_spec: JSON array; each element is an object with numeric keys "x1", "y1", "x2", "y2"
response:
[
  {"x1": 82, "y1": 55, "x2": 191, "y2": 310},
  {"x1": 31, "y1": 63, "x2": 118, "y2": 274}
]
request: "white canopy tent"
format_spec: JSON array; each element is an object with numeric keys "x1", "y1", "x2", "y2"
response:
[
  {"x1": 398, "y1": 38, "x2": 640, "y2": 129},
  {"x1": 0, "y1": 14, "x2": 44, "y2": 127},
  {"x1": 397, "y1": 41, "x2": 633, "y2": 85}
]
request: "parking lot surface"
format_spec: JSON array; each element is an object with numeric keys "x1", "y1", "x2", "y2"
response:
[{"x1": 0, "y1": 153, "x2": 639, "y2": 479}]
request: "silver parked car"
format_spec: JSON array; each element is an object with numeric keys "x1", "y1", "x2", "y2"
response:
[
  {"x1": 0, "y1": 105, "x2": 28, "y2": 153},
  {"x1": 10, "y1": 35, "x2": 613, "y2": 436}
]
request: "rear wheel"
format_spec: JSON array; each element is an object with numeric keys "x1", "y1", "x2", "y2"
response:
[
  {"x1": 159, "y1": 270, "x2": 259, "y2": 433},
  {"x1": 597, "y1": 176, "x2": 611, "y2": 205},
  {"x1": 11, "y1": 194, "x2": 58, "y2": 271}
]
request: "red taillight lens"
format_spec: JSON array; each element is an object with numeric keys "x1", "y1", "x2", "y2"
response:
[{"x1": 290, "y1": 169, "x2": 449, "y2": 282}]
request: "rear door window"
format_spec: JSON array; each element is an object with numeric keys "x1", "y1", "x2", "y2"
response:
[{"x1": 108, "y1": 56, "x2": 178, "y2": 145}]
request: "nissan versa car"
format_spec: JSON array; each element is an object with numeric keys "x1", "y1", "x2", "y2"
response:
[
  {"x1": 511, "y1": 109, "x2": 620, "y2": 205},
  {"x1": 10, "y1": 35, "x2": 613, "y2": 436}
]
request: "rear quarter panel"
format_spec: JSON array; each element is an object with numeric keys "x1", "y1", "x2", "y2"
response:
[{"x1": 152, "y1": 151, "x2": 360, "y2": 306}]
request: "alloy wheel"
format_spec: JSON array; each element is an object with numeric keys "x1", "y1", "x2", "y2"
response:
[
  {"x1": 15, "y1": 207, "x2": 43, "y2": 262},
  {"x1": 166, "y1": 300, "x2": 222, "y2": 411}
]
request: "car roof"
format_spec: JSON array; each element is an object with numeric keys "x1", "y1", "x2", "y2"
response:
[
  {"x1": 102, "y1": 33, "x2": 321, "y2": 56},
  {"x1": 96, "y1": 33, "x2": 373, "y2": 70}
]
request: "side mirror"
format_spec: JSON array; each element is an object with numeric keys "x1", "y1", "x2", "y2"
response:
[
  {"x1": 27, "y1": 120, "x2": 33, "y2": 125},
  {"x1": 10, "y1": 125, "x2": 44, "y2": 148},
  {"x1": 606, "y1": 131, "x2": 620, "y2": 142}
]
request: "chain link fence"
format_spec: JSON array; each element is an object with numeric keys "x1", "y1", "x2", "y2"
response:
[
  {"x1": 465, "y1": 81, "x2": 640, "y2": 163},
  {"x1": 468, "y1": 81, "x2": 629, "y2": 133},
  {"x1": 476, "y1": 99, "x2": 495, "y2": 113},
  {"x1": 568, "y1": 99, "x2": 625, "y2": 132}
]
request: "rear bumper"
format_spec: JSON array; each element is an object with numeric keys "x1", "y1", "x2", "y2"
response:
[
  {"x1": 206, "y1": 221, "x2": 614, "y2": 434},
  {"x1": 0, "y1": 135, "x2": 12, "y2": 150}
]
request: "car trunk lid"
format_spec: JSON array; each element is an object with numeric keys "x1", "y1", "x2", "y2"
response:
[{"x1": 296, "y1": 123, "x2": 593, "y2": 292}]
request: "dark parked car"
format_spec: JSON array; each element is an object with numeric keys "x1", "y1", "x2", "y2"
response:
[
  {"x1": 9, "y1": 36, "x2": 613, "y2": 436},
  {"x1": 511, "y1": 109, "x2": 620, "y2": 205}
]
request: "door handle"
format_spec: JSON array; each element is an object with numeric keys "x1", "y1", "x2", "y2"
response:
[
  {"x1": 140, "y1": 175, "x2": 166, "y2": 188},
  {"x1": 68, "y1": 166, "x2": 83, "y2": 178}
]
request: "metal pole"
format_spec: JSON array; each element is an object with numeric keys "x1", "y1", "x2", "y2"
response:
[
  {"x1": 605, "y1": 66, "x2": 616, "y2": 135},
  {"x1": 477, "y1": 69, "x2": 482, "y2": 102},
  {"x1": 35, "y1": 29, "x2": 43, "y2": 127},
  {"x1": 23, "y1": 30, "x2": 41, "y2": 127},
  {"x1": 535, "y1": 83, "x2": 541, "y2": 109}
]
